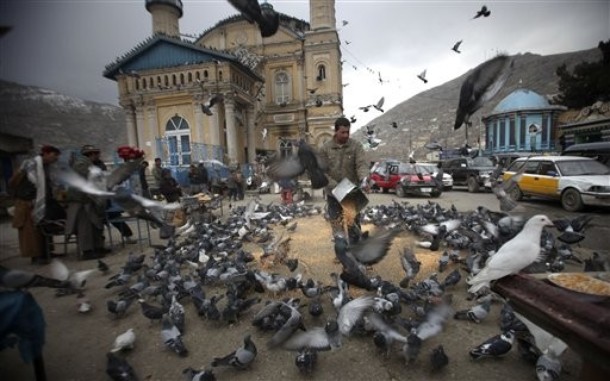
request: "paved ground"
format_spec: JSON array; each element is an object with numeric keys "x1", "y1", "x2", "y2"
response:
[{"x1": 0, "y1": 188, "x2": 608, "y2": 380}]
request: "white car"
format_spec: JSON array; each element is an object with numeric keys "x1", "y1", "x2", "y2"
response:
[
  {"x1": 504, "y1": 156, "x2": 610, "y2": 212},
  {"x1": 419, "y1": 163, "x2": 454, "y2": 191}
]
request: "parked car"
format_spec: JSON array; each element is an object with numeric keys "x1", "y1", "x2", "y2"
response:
[
  {"x1": 418, "y1": 163, "x2": 454, "y2": 191},
  {"x1": 503, "y1": 155, "x2": 610, "y2": 212},
  {"x1": 368, "y1": 159, "x2": 402, "y2": 193},
  {"x1": 394, "y1": 163, "x2": 442, "y2": 198},
  {"x1": 441, "y1": 156, "x2": 496, "y2": 192},
  {"x1": 561, "y1": 141, "x2": 610, "y2": 168}
]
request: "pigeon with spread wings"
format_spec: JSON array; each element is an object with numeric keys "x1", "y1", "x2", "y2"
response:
[
  {"x1": 454, "y1": 55, "x2": 512, "y2": 130},
  {"x1": 266, "y1": 139, "x2": 329, "y2": 189}
]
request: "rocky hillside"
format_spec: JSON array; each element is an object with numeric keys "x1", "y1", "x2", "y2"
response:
[
  {"x1": 0, "y1": 80, "x2": 126, "y2": 161},
  {"x1": 358, "y1": 47, "x2": 603, "y2": 162}
]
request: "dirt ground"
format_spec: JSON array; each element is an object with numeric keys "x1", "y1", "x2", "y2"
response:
[{"x1": 0, "y1": 195, "x2": 586, "y2": 381}]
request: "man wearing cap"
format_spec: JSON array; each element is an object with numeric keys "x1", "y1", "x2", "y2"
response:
[
  {"x1": 9, "y1": 145, "x2": 63, "y2": 264},
  {"x1": 65, "y1": 144, "x2": 110, "y2": 260}
]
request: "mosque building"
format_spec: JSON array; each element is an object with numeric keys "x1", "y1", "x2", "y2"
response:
[
  {"x1": 103, "y1": 0, "x2": 343, "y2": 167},
  {"x1": 482, "y1": 88, "x2": 566, "y2": 154}
]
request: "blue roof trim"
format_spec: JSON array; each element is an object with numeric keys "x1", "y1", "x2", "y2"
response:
[{"x1": 103, "y1": 35, "x2": 262, "y2": 81}]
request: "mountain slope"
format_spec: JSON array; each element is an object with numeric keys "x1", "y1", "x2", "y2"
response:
[
  {"x1": 358, "y1": 47, "x2": 602, "y2": 162},
  {"x1": 0, "y1": 80, "x2": 126, "y2": 160}
]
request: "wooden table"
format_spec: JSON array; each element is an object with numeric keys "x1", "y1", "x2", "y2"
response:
[{"x1": 492, "y1": 274, "x2": 610, "y2": 380}]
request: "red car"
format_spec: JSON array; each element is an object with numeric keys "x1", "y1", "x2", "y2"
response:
[{"x1": 369, "y1": 161, "x2": 441, "y2": 197}]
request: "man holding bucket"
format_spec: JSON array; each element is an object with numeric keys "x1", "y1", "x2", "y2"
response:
[{"x1": 319, "y1": 117, "x2": 370, "y2": 244}]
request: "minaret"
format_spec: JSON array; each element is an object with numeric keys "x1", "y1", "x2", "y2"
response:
[
  {"x1": 304, "y1": 0, "x2": 342, "y2": 143},
  {"x1": 145, "y1": 0, "x2": 183, "y2": 37},
  {"x1": 309, "y1": 0, "x2": 336, "y2": 30}
]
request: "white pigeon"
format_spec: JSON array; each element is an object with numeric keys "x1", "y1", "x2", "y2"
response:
[
  {"x1": 54, "y1": 166, "x2": 116, "y2": 198},
  {"x1": 111, "y1": 328, "x2": 136, "y2": 352},
  {"x1": 467, "y1": 214, "x2": 554, "y2": 293},
  {"x1": 262, "y1": 128, "x2": 268, "y2": 141},
  {"x1": 49, "y1": 259, "x2": 96, "y2": 290}
]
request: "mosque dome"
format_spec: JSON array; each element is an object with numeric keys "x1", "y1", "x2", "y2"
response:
[{"x1": 492, "y1": 89, "x2": 551, "y2": 113}]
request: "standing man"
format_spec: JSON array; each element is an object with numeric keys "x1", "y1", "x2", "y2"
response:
[
  {"x1": 152, "y1": 158, "x2": 163, "y2": 187},
  {"x1": 9, "y1": 145, "x2": 63, "y2": 264},
  {"x1": 139, "y1": 161, "x2": 150, "y2": 198},
  {"x1": 319, "y1": 117, "x2": 369, "y2": 244},
  {"x1": 65, "y1": 145, "x2": 110, "y2": 260}
]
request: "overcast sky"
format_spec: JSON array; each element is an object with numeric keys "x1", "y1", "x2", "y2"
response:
[{"x1": 1, "y1": 0, "x2": 608, "y2": 123}]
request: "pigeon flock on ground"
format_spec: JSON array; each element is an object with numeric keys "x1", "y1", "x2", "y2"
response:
[{"x1": 3, "y1": 192, "x2": 606, "y2": 381}]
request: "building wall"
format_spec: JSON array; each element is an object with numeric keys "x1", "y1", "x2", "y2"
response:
[{"x1": 484, "y1": 110, "x2": 562, "y2": 153}]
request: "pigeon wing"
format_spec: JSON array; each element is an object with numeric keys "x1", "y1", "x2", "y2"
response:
[
  {"x1": 106, "y1": 159, "x2": 143, "y2": 189},
  {"x1": 351, "y1": 228, "x2": 399, "y2": 265}
]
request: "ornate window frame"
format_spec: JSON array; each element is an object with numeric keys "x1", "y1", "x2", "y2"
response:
[{"x1": 274, "y1": 70, "x2": 292, "y2": 105}]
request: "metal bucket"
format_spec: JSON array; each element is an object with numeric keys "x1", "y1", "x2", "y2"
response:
[{"x1": 331, "y1": 178, "x2": 369, "y2": 213}]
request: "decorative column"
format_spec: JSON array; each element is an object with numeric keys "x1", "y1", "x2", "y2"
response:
[
  {"x1": 224, "y1": 97, "x2": 238, "y2": 165},
  {"x1": 135, "y1": 106, "x2": 145, "y2": 149},
  {"x1": 147, "y1": 101, "x2": 158, "y2": 147},
  {"x1": 246, "y1": 106, "x2": 257, "y2": 164},
  {"x1": 125, "y1": 107, "x2": 137, "y2": 146},
  {"x1": 209, "y1": 100, "x2": 221, "y2": 147}
]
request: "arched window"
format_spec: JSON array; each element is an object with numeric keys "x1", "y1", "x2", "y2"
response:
[
  {"x1": 204, "y1": 70, "x2": 209, "y2": 79},
  {"x1": 135, "y1": 79, "x2": 140, "y2": 91},
  {"x1": 187, "y1": 72, "x2": 192, "y2": 83},
  {"x1": 149, "y1": 77, "x2": 153, "y2": 88},
  {"x1": 165, "y1": 115, "x2": 191, "y2": 166},
  {"x1": 180, "y1": 73, "x2": 185, "y2": 84},
  {"x1": 317, "y1": 64, "x2": 327, "y2": 81},
  {"x1": 219, "y1": 70, "x2": 223, "y2": 81},
  {"x1": 142, "y1": 78, "x2": 147, "y2": 89},
  {"x1": 275, "y1": 71, "x2": 291, "y2": 104},
  {"x1": 164, "y1": 76, "x2": 169, "y2": 87},
  {"x1": 172, "y1": 74, "x2": 177, "y2": 86},
  {"x1": 279, "y1": 139, "x2": 293, "y2": 158},
  {"x1": 157, "y1": 76, "x2": 161, "y2": 87}
]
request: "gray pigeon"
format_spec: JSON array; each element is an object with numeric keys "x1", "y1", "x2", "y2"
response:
[
  {"x1": 211, "y1": 334, "x2": 257, "y2": 369},
  {"x1": 227, "y1": 0, "x2": 280, "y2": 37},
  {"x1": 0, "y1": 265, "x2": 69, "y2": 289},
  {"x1": 454, "y1": 55, "x2": 512, "y2": 130}
]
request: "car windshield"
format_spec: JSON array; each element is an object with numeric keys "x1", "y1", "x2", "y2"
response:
[
  {"x1": 467, "y1": 157, "x2": 494, "y2": 167},
  {"x1": 398, "y1": 163, "x2": 431, "y2": 175},
  {"x1": 557, "y1": 160, "x2": 610, "y2": 176}
]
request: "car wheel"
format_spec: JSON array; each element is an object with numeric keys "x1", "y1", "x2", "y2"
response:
[
  {"x1": 396, "y1": 185, "x2": 405, "y2": 198},
  {"x1": 561, "y1": 188, "x2": 584, "y2": 212},
  {"x1": 382, "y1": 187, "x2": 389, "y2": 194},
  {"x1": 467, "y1": 177, "x2": 480, "y2": 193},
  {"x1": 509, "y1": 185, "x2": 523, "y2": 201},
  {"x1": 430, "y1": 189, "x2": 442, "y2": 198},
  {"x1": 444, "y1": 186, "x2": 452, "y2": 191}
]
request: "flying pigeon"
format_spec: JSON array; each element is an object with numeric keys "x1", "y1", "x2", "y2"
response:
[
  {"x1": 373, "y1": 97, "x2": 385, "y2": 112},
  {"x1": 452, "y1": 40, "x2": 463, "y2": 53},
  {"x1": 417, "y1": 70, "x2": 428, "y2": 84},
  {"x1": 0, "y1": 265, "x2": 70, "y2": 289},
  {"x1": 473, "y1": 5, "x2": 491, "y2": 19},
  {"x1": 227, "y1": 0, "x2": 280, "y2": 37},
  {"x1": 454, "y1": 55, "x2": 512, "y2": 130},
  {"x1": 201, "y1": 94, "x2": 224, "y2": 116},
  {"x1": 467, "y1": 214, "x2": 554, "y2": 293},
  {"x1": 266, "y1": 139, "x2": 328, "y2": 189}
]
